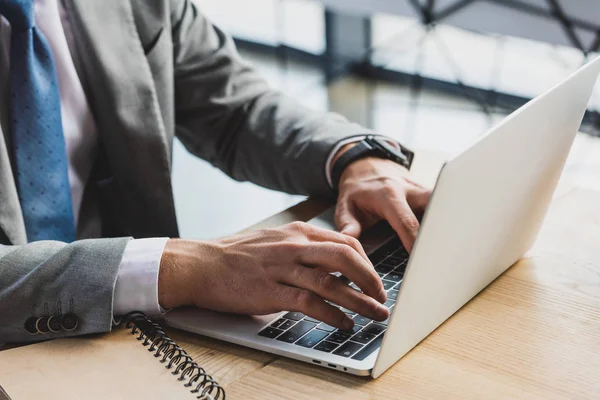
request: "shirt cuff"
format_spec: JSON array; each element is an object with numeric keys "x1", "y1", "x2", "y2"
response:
[
  {"x1": 324, "y1": 135, "x2": 401, "y2": 188},
  {"x1": 113, "y1": 238, "x2": 169, "y2": 317}
]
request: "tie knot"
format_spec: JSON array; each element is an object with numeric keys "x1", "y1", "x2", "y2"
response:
[{"x1": 0, "y1": 0, "x2": 34, "y2": 30}]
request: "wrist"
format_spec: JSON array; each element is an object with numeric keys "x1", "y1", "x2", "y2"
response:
[
  {"x1": 330, "y1": 136, "x2": 412, "y2": 190},
  {"x1": 339, "y1": 157, "x2": 401, "y2": 186},
  {"x1": 158, "y1": 239, "x2": 216, "y2": 310}
]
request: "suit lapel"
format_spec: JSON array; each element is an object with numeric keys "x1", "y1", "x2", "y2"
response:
[
  {"x1": 0, "y1": 30, "x2": 27, "y2": 244},
  {"x1": 0, "y1": 133, "x2": 27, "y2": 245},
  {"x1": 63, "y1": 0, "x2": 179, "y2": 238}
]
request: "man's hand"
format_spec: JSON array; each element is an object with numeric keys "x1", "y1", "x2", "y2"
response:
[
  {"x1": 158, "y1": 222, "x2": 389, "y2": 330},
  {"x1": 335, "y1": 154, "x2": 432, "y2": 252}
]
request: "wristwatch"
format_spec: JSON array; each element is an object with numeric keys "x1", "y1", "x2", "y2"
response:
[{"x1": 331, "y1": 135, "x2": 414, "y2": 190}]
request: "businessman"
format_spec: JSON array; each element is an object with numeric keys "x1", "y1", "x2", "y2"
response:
[{"x1": 0, "y1": 0, "x2": 431, "y2": 343}]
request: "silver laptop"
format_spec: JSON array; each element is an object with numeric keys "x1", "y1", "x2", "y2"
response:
[{"x1": 165, "y1": 57, "x2": 600, "y2": 378}]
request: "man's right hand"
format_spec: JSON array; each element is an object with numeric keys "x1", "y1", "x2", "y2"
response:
[{"x1": 158, "y1": 222, "x2": 389, "y2": 330}]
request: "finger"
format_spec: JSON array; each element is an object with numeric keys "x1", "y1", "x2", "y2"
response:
[
  {"x1": 290, "y1": 221, "x2": 370, "y2": 264},
  {"x1": 280, "y1": 267, "x2": 389, "y2": 322},
  {"x1": 280, "y1": 286, "x2": 354, "y2": 330},
  {"x1": 300, "y1": 242, "x2": 386, "y2": 303},
  {"x1": 334, "y1": 200, "x2": 362, "y2": 238},
  {"x1": 382, "y1": 196, "x2": 420, "y2": 253},
  {"x1": 404, "y1": 176, "x2": 429, "y2": 190},
  {"x1": 406, "y1": 186, "x2": 432, "y2": 214}
]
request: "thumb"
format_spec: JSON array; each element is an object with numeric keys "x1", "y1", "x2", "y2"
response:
[{"x1": 335, "y1": 201, "x2": 363, "y2": 238}]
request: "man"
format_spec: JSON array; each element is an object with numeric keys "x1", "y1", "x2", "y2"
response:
[{"x1": 0, "y1": 0, "x2": 431, "y2": 343}]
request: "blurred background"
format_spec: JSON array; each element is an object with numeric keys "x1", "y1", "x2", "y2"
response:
[{"x1": 173, "y1": 0, "x2": 600, "y2": 239}]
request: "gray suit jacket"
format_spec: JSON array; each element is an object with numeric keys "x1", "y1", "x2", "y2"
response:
[{"x1": 0, "y1": 0, "x2": 373, "y2": 343}]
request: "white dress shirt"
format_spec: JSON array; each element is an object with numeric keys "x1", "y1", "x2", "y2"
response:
[
  {"x1": 0, "y1": 0, "x2": 395, "y2": 319},
  {"x1": 0, "y1": 0, "x2": 167, "y2": 317}
]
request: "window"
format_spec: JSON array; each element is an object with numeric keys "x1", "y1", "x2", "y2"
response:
[{"x1": 197, "y1": 0, "x2": 325, "y2": 54}]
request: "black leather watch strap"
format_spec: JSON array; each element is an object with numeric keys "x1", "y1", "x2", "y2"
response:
[
  {"x1": 331, "y1": 136, "x2": 414, "y2": 190},
  {"x1": 331, "y1": 141, "x2": 371, "y2": 191}
]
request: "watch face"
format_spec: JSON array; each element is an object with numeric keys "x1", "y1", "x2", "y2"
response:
[
  {"x1": 369, "y1": 137, "x2": 408, "y2": 166},
  {"x1": 375, "y1": 138, "x2": 402, "y2": 157}
]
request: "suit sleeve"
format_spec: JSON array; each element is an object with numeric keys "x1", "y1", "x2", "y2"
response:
[
  {"x1": 0, "y1": 238, "x2": 130, "y2": 344},
  {"x1": 169, "y1": 0, "x2": 375, "y2": 198}
]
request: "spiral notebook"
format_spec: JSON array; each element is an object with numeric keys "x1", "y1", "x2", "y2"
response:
[{"x1": 0, "y1": 313, "x2": 225, "y2": 400}]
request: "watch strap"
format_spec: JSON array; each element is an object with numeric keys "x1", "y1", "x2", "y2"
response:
[
  {"x1": 331, "y1": 141, "x2": 372, "y2": 191},
  {"x1": 331, "y1": 136, "x2": 414, "y2": 190}
]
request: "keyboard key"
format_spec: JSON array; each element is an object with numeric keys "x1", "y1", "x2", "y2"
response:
[
  {"x1": 362, "y1": 323, "x2": 386, "y2": 336},
  {"x1": 283, "y1": 312, "x2": 305, "y2": 321},
  {"x1": 368, "y1": 253, "x2": 386, "y2": 265},
  {"x1": 375, "y1": 264, "x2": 394, "y2": 274},
  {"x1": 350, "y1": 332, "x2": 376, "y2": 344},
  {"x1": 382, "y1": 280, "x2": 395, "y2": 290},
  {"x1": 303, "y1": 316, "x2": 321, "y2": 324},
  {"x1": 352, "y1": 335, "x2": 384, "y2": 360},
  {"x1": 316, "y1": 323, "x2": 336, "y2": 332},
  {"x1": 393, "y1": 282, "x2": 401, "y2": 290},
  {"x1": 383, "y1": 270, "x2": 403, "y2": 282},
  {"x1": 384, "y1": 299, "x2": 395, "y2": 308},
  {"x1": 259, "y1": 327, "x2": 284, "y2": 338},
  {"x1": 276, "y1": 321, "x2": 316, "y2": 343},
  {"x1": 396, "y1": 260, "x2": 408, "y2": 272},
  {"x1": 296, "y1": 329, "x2": 328, "y2": 348},
  {"x1": 314, "y1": 341, "x2": 339, "y2": 353},
  {"x1": 338, "y1": 325, "x2": 362, "y2": 335},
  {"x1": 388, "y1": 290, "x2": 399, "y2": 301},
  {"x1": 326, "y1": 331, "x2": 352, "y2": 344},
  {"x1": 338, "y1": 306, "x2": 355, "y2": 315},
  {"x1": 395, "y1": 248, "x2": 409, "y2": 259},
  {"x1": 385, "y1": 256, "x2": 407, "y2": 265},
  {"x1": 379, "y1": 259, "x2": 399, "y2": 268},
  {"x1": 353, "y1": 315, "x2": 371, "y2": 326},
  {"x1": 377, "y1": 271, "x2": 386, "y2": 278},
  {"x1": 378, "y1": 239, "x2": 400, "y2": 256},
  {"x1": 333, "y1": 341, "x2": 363, "y2": 358},
  {"x1": 349, "y1": 282, "x2": 361, "y2": 292},
  {"x1": 270, "y1": 318, "x2": 286, "y2": 328},
  {"x1": 279, "y1": 320, "x2": 296, "y2": 330}
]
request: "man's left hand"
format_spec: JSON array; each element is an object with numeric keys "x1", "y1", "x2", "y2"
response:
[{"x1": 335, "y1": 156, "x2": 432, "y2": 252}]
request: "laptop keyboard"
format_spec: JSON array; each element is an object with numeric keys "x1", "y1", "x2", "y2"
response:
[{"x1": 258, "y1": 236, "x2": 408, "y2": 361}]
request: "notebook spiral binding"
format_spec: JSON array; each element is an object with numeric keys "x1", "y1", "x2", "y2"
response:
[{"x1": 123, "y1": 312, "x2": 226, "y2": 400}]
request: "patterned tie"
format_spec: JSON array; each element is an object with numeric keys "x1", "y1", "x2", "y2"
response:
[{"x1": 1, "y1": 0, "x2": 75, "y2": 242}]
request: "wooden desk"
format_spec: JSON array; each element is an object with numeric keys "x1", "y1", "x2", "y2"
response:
[
  {"x1": 3, "y1": 150, "x2": 597, "y2": 399},
  {"x1": 166, "y1": 149, "x2": 600, "y2": 399}
]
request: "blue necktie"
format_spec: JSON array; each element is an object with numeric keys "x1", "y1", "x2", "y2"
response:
[{"x1": 1, "y1": 0, "x2": 75, "y2": 242}]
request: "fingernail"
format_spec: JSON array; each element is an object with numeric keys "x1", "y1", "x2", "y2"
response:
[
  {"x1": 379, "y1": 289, "x2": 388, "y2": 303},
  {"x1": 342, "y1": 317, "x2": 354, "y2": 330},
  {"x1": 376, "y1": 307, "x2": 389, "y2": 321}
]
